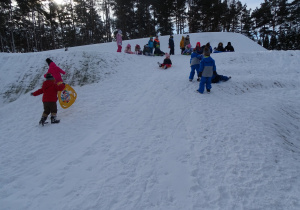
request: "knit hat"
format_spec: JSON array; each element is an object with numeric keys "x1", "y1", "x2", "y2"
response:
[
  {"x1": 165, "y1": 53, "x2": 170, "y2": 59},
  {"x1": 203, "y1": 47, "x2": 210, "y2": 56},
  {"x1": 46, "y1": 58, "x2": 53, "y2": 65},
  {"x1": 45, "y1": 73, "x2": 54, "y2": 80}
]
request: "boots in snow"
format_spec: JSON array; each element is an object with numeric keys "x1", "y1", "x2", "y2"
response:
[
  {"x1": 51, "y1": 116, "x2": 60, "y2": 124},
  {"x1": 39, "y1": 116, "x2": 47, "y2": 126}
]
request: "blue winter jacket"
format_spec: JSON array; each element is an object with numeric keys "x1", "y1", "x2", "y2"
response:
[
  {"x1": 190, "y1": 52, "x2": 203, "y2": 66},
  {"x1": 148, "y1": 40, "x2": 154, "y2": 48},
  {"x1": 199, "y1": 56, "x2": 216, "y2": 77}
]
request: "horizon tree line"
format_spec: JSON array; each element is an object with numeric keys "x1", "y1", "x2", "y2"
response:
[{"x1": 0, "y1": 0, "x2": 299, "y2": 53}]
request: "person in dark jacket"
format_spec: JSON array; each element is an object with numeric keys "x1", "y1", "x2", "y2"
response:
[
  {"x1": 158, "y1": 53, "x2": 172, "y2": 69},
  {"x1": 154, "y1": 44, "x2": 165, "y2": 56},
  {"x1": 225, "y1": 42, "x2": 235, "y2": 52},
  {"x1": 212, "y1": 73, "x2": 231, "y2": 83},
  {"x1": 31, "y1": 73, "x2": 65, "y2": 125},
  {"x1": 169, "y1": 35, "x2": 175, "y2": 55},
  {"x1": 214, "y1": 42, "x2": 225, "y2": 52},
  {"x1": 197, "y1": 47, "x2": 217, "y2": 94}
]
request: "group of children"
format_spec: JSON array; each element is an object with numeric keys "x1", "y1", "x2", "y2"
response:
[
  {"x1": 31, "y1": 58, "x2": 66, "y2": 126},
  {"x1": 189, "y1": 44, "x2": 231, "y2": 94}
]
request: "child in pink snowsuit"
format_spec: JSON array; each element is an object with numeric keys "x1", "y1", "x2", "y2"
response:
[
  {"x1": 116, "y1": 29, "x2": 122, "y2": 52},
  {"x1": 44, "y1": 58, "x2": 66, "y2": 83}
]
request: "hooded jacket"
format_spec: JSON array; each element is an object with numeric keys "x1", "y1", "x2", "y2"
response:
[
  {"x1": 32, "y1": 80, "x2": 65, "y2": 102},
  {"x1": 44, "y1": 62, "x2": 66, "y2": 83},
  {"x1": 199, "y1": 56, "x2": 216, "y2": 77}
]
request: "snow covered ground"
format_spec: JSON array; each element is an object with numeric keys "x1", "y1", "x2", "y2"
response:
[{"x1": 0, "y1": 32, "x2": 300, "y2": 210}]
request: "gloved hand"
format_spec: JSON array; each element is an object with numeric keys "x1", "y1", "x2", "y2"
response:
[
  {"x1": 30, "y1": 93, "x2": 34, "y2": 96},
  {"x1": 198, "y1": 72, "x2": 202, "y2": 77}
]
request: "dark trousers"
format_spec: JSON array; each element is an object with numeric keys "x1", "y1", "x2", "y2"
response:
[
  {"x1": 170, "y1": 47, "x2": 174, "y2": 55},
  {"x1": 43, "y1": 102, "x2": 58, "y2": 117}
]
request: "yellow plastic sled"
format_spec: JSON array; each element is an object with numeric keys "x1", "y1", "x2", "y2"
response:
[{"x1": 58, "y1": 83, "x2": 77, "y2": 109}]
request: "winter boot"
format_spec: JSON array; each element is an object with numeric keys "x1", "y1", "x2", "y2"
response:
[
  {"x1": 51, "y1": 115, "x2": 60, "y2": 124},
  {"x1": 164, "y1": 65, "x2": 167, "y2": 69},
  {"x1": 39, "y1": 116, "x2": 47, "y2": 126}
]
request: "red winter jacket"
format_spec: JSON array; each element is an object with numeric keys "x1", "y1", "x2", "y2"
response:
[
  {"x1": 44, "y1": 62, "x2": 66, "y2": 83},
  {"x1": 32, "y1": 80, "x2": 65, "y2": 102}
]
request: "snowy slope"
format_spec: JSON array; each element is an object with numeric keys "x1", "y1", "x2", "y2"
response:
[{"x1": 0, "y1": 32, "x2": 300, "y2": 210}]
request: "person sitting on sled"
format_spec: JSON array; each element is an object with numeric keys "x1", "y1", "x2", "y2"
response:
[
  {"x1": 225, "y1": 42, "x2": 235, "y2": 52},
  {"x1": 124, "y1": 44, "x2": 134, "y2": 54},
  {"x1": 44, "y1": 58, "x2": 66, "y2": 84},
  {"x1": 214, "y1": 42, "x2": 225, "y2": 52},
  {"x1": 158, "y1": 53, "x2": 172, "y2": 69},
  {"x1": 154, "y1": 44, "x2": 165, "y2": 56},
  {"x1": 31, "y1": 73, "x2": 65, "y2": 126},
  {"x1": 143, "y1": 44, "x2": 152, "y2": 56},
  {"x1": 135, "y1": 44, "x2": 142, "y2": 55},
  {"x1": 182, "y1": 44, "x2": 193, "y2": 55}
]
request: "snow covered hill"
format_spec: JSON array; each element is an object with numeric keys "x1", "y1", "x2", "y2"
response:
[{"x1": 0, "y1": 32, "x2": 300, "y2": 210}]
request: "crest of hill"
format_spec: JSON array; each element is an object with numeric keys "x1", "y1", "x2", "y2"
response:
[{"x1": 69, "y1": 32, "x2": 266, "y2": 53}]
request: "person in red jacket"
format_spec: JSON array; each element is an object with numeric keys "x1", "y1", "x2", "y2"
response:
[
  {"x1": 31, "y1": 73, "x2": 65, "y2": 125},
  {"x1": 44, "y1": 58, "x2": 66, "y2": 84}
]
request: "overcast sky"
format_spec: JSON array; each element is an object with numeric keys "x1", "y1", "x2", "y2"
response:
[
  {"x1": 239, "y1": 0, "x2": 263, "y2": 10},
  {"x1": 240, "y1": 0, "x2": 292, "y2": 11}
]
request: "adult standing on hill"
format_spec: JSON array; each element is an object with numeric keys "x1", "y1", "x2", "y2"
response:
[
  {"x1": 44, "y1": 58, "x2": 66, "y2": 84},
  {"x1": 116, "y1": 29, "x2": 122, "y2": 52},
  {"x1": 169, "y1": 35, "x2": 174, "y2": 55}
]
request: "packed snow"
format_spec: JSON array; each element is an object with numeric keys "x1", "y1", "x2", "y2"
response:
[{"x1": 0, "y1": 32, "x2": 300, "y2": 210}]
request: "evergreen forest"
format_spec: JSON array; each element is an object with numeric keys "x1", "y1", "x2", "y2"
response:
[{"x1": 0, "y1": 0, "x2": 299, "y2": 53}]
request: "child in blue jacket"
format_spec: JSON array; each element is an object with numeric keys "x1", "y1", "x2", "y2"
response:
[
  {"x1": 197, "y1": 47, "x2": 216, "y2": 94},
  {"x1": 189, "y1": 48, "x2": 203, "y2": 81},
  {"x1": 148, "y1": 37, "x2": 154, "y2": 54}
]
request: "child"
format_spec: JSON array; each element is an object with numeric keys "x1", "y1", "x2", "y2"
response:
[
  {"x1": 225, "y1": 42, "x2": 235, "y2": 52},
  {"x1": 214, "y1": 42, "x2": 225, "y2": 53},
  {"x1": 158, "y1": 53, "x2": 172, "y2": 69},
  {"x1": 44, "y1": 58, "x2": 66, "y2": 84},
  {"x1": 195, "y1": 42, "x2": 203, "y2": 54},
  {"x1": 124, "y1": 44, "x2": 134, "y2": 54},
  {"x1": 135, "y1": 44, "x2": 142, "y2": 55},
  {"x1": 116, "y1": 29, "x2": 122, "y2": 52},
  {"x1": 182, "y1": 44, "x2": 193, "y2": 55},
  {"x1": 169, "y1": 35, "x2": 174, "y2": 55},
  {"x1": 143, "y1": 44, "x2": 152, "y2": 56},
  {"x1": 189, "y1": 48, "x2": 203, "y2": 81},
  {"x1": 148, "y1": 37, "x2": 154, "y2": 54},
  {"x1": 154, "y1": 44, "x2": 165, "y2": 56},
  {"x1": 197, "y1": 47, "x2": 216, "y2": 94},
  {"x1": 31, "y1": 73, "x2": 65, "y2": 125},
  {"x1": 212, "y1": 73, "x2": 231, "y2": 83}
]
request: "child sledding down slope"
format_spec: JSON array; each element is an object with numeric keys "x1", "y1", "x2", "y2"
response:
[
  {"x1": 158, "y1": 53, "x2": 172, "y2": 69},
  {"x1": 182, "y1": 44, "x2": 193, "y2": 55}
]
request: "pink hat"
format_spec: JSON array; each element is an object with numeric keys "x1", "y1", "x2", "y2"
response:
[{"x1": 165, "y1": 53, "x2": 170, "y2": 58}]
